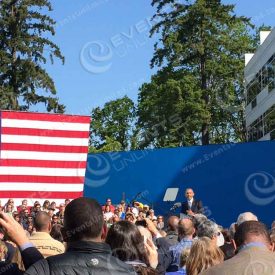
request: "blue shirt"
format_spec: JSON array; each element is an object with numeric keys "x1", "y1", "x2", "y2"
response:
[
  {"x1": 169, "y1": 238, "x2": 193, "y2": 270},
  {"x1": 166, "y1": 269, "x2": 186, "y2": 275}
]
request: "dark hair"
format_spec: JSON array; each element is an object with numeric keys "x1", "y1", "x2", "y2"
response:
[
  {"x1": 135, "y1": 220, "x2": 147, "y2": 228},
  {"x1": 234, "y1": 221, "x2": 271, "y2": 248},
  {"x1": 43, "y1": 200, "x2": 50, "y2": 208},
  {"x1": 34, "y1": 211, "x2": 51, "y2": 231},
  {"x1": 63, "y1": 197, "x2": 103, "y2": 242},
  {"x1": 105, "y1": 221, "x2": 150, "y2": 266},
  {"x1": 167, "y1": 216, "x2": 179, "y2": 232},
  {"x1": 221, "y1": 229, "x2": 231, "y2": 242},
  {"x1": 50, "y1": 224, "x2": 64, "y2": 243}
]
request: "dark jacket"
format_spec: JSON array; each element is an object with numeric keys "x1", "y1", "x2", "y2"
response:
[
  {"x1": 24, "y1": 241, "x2": 136, "y2": 275},
  {"x1": 155, "y1": 237, "x2": 172, "y2": 275},
  {"x1": 181, "y1": 199, "x2": 203, "y2": 215},
  {"x1": 125, "y1": 261, "x2": 157, "y2": 275},
  {"x1": 0, "y1": 247, "x2": 43, "y2": 275},
  {"x1": 164, "y1": 231, "x2": 179, "y2": 246}
]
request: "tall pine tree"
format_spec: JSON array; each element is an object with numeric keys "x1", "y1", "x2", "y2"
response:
[
  {"x1": 0, "y1": 0, "x2": 64, "y2": 112},
  {"x1": 137, "y1": 0, "x2": 256, "y2": 147}
]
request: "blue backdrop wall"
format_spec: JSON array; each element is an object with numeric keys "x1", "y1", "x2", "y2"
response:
[{"x1": 84, "y1": 141, "x2": 275, "y2": 227}]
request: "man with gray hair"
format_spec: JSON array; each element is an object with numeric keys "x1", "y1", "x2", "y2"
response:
[
  {"x1": 236, "y1": 212, "x2": 258, "y2": 226},
  {"x1": 196, "y1": 219, "x2": 224, "y2": 247},
  {"x1": 196, "y1": 219, "x2": 218, "y2": 239},
  {"x1": 192, "y1": 213, "x2": 208, "y2": 229}
]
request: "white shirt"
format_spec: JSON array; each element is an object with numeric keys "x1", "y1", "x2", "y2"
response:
[
  {"x1": 104, "y1": 212, "x2": 114, "y2": 221},
  {"x1": 131, "y1": 207, "x2": 139, "y2": 217},
  {"x1": 187, "y1": 198, "x2": 194, "y2": 208}
]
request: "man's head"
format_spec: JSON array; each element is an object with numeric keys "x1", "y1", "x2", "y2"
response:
[
  {"x1": 197, "y1": 220, "x2": 224, "y2": 247},
  {"x1": 59, "y1": 203, "x2": 65, "y2": 212},
  {"x1": 116, "y1": 204, "x2": 123, "y2": 212},
  {"x1": 50, "y1": 201, "x2": 56, "y2": 209},
  {"x1": 106, "y1": 198, "x2": 112, "y2": 206},
  {"x1": 35, "y1": 204, "x2": 41, "y2": 212},
  {"x1": 236, "y1": 212, "x2": 258, "y2": 226},
  {"x1": 178, "y1": 218, "x2": 195, "y2": 240},
  {"x1": 234, "y1": 221, "x2": 273, "y2": 251},
  {"x1": 6, "y1": 204, "x2": 13, "y2": 213},
  {"x1": 167, "y1": 216, "x2": 179, "y2": 232},
  {"x1": 149, "y1": 209, "x2": 154, "y2": 216},
  {"x1": 192, "y1": 214, "x2": 208, "y2": 229},
  {"x1": 52, "y1": 215, "x2": 59, "y2": 223},
  {"x1": 23, "y1": 209, "x2": 29, "y2": 217},
  {"x1": 185, "y1": 188, "x2": 194, "y2": 200},
  {"x1": 65, "y1": 199, "x2": 70, "y2": 206},
  {"x1": 62, "y1": 197, "x2": 103, "y2": 242},
  {"x1": 48, "y1": 209, "x2": 54, "y2": 217},
  {"x1": 7, "y1": 199, "x2": 14, "y2": 206},
  {"x1": 196, "y1": 220, "x2": 219, "y2": 240},
  {"x1": 157, "y1": 216, "x2": 163, "y2": 223},
  {"x1": 34, "y1": 211, "x2": 51, "y2": 233},
  {"x1": 27, "y1": 215, "x2": 33, "y2": 223}
]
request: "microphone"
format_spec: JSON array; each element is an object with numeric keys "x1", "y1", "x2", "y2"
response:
[{"x1": 170, "y1": 202, "x2": 181, "y2": 211}]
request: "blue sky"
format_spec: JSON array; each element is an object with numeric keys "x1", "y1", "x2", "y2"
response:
[{"x1": 42, "y1": 0, "x2": 275, "y2": 115}]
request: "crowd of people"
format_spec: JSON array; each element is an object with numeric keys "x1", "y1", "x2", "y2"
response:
[{"x1": 0, "y1": 193, "x2": 274, "y2": 274}]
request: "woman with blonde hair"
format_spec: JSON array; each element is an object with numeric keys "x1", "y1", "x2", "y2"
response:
[{"x1": 186, "y1": 237, "x2": 224, "y2": 275}]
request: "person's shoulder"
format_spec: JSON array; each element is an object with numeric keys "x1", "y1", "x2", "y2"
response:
[
  {"x1": 24, "y1": 258, "x2": 49, "y2": 275},
  {"x1": 46, "y1": 251, "x2": 136, "y2": 274},
  {"x1": 199, "y1": 265, "x2": 221, "y2": 275},
  {"x1": 49, "y1": 237, "x2": 65, "y2": 248},
  {"x1": 199, "y1": 255, "x2": 239, "y2": 275},
  {"x1": 169, "y1": 242, "x2": 180, "y2": 252},
  {"x1": 193, "y1": 199, "x2": 203, "y2": 205},
  {"x1": 50, "y1": 240, "x2": 65, "y2": 253},
  {"x1": 0, "y1": 262, "x2": 22, "y2": 275}
]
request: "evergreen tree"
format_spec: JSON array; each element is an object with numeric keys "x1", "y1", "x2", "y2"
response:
[
  {"x1": 137, "y1": 0, "x2": 256, "y2": 146},
  {"x1": 0, "y1": 0, "x2": 64, "y2": 112}
]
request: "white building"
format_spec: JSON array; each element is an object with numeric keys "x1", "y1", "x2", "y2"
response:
[{"x1": 245, "y1": 30, "x2": 275, "y2": 141}]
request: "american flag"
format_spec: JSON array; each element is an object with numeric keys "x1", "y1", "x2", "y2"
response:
[{"x1": 0, "y1": 111, "x2": 90, "y2": 202}]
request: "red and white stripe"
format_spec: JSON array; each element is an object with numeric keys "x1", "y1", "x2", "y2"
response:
[{"x1": 0, "y1": 111, "x2": 90, "y2": 200}]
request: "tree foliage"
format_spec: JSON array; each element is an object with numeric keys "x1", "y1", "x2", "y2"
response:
[
  {"x1": 137, "y1": 0, "x2": 257, "y2": 147},
  {"x1": 90, "y1": 96, "x2": 135, "y2": 151},
  {"x1": 0, "y1": 0, "x2": 64, "y2": 112}
]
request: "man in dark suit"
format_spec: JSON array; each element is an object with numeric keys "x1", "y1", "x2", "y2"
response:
[{"x1": 181, "y1": 188, "x2": 203, "y2": 216}]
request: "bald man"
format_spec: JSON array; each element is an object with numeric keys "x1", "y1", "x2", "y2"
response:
[
  {"x1": 165, "y1": 216, "x2": 179, "y2": 246},
  {"x1": 181, "y1": 188, "x2": 203, "y2": 216},
  {"x1": 29, "y1": 211, "x2": 65, "y2": 258}
]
